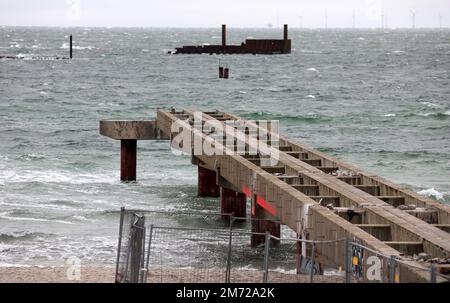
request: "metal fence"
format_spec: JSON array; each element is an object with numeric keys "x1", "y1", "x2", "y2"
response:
[{"x1": 115, "y1": 208, "x2": 449, "y2": 283}]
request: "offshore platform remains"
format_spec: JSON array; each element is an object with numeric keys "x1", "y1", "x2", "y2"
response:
[{"x1": 174, "y1": 24, "x2": 291, "y2": 55}]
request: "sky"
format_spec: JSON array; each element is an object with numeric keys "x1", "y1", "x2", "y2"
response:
[{"x1": 0, "y1": 0, "x2": 449, "y2": 28}]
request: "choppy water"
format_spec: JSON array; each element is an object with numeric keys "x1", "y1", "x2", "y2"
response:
[{"x1": 0, "y1": 27, "x2": 449, "y2": 267}]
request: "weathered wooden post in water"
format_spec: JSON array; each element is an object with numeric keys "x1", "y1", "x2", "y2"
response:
[
  {"x1": 99, "y1": 120, "x2": 168, "y2": 181},
  {"x1": 70, "y1": 35, "x2": 73, "y2": 59}
]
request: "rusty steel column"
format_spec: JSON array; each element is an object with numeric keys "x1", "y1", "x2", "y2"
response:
[
  {"x1": 220, "y1": 187, "x2": 246, "y2": 221},
  {"x1": 120, "y1": 139, "x2": 137, "y2": 182},
  {"x1": 251, "y1": 203, "x2": 280, "y2": 247},
  {"x1": 283, "y1": 24, "x2": 288, "y2": 41},
  {"x1": 222, "y1": 24, "x2": 226, "y2": 47},
  {"x1": 198, "y1": 166, "x2": 220, "y2": 197},
  {"x1": 296, "y1": 234, "x2": 303, "y2": 274}
]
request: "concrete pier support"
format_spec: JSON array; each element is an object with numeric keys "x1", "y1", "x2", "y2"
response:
[
  {"x1": 220, "y1": 187, "x2": 246, "y2": 221},
  {"x1": 251, "y1": 203, "x2": 280, "y2": 247},
  {"x1": 121, "y1": 139, "x2": 137, "y2": 181},
  {"x1": 198, "y1": 166, "x2": 220, "y2": 197}
]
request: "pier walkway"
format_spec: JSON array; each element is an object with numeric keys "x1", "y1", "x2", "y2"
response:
[{"x1": 100, "y1": 109, "x2": 450, "y2": 282}]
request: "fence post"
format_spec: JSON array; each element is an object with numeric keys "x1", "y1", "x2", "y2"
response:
[
  {"x1": 430, "y1": 263, "x2": 437, "y2": 283},
  {"x1": 262, "y1": 232, "x2": 271, "y2": 283},
  {"x1": 389, "y1": 256, "x2": 396, "y2": 283},
  {"x1": 225, "y1": 215, "x2": 234, "y2": 283},
  {"x1": 309, "y1": 242, "x2": 316, "y2": 283},
  {"x1": 115, "y1": 207, "x2": 126, "y2": 283},
  {"x1": 139, "y1": 222, "x2": 146, "y2": 283},
  {"x1": 345, "y1": 238, "x2": 351, "y2": 283},
  {"x1": 130, "y1": 215, "x2": 145, "y2": 283},
  {"x1": 144, "y1": 224, "x2": 154, "y2": 283}
]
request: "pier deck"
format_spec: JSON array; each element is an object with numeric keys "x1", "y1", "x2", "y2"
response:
[{"x1": 100, "y1": 109, "x2": 450, "y2": 282}]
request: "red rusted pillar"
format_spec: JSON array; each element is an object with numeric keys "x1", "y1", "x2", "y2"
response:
[
  {"x1": 222, "y1": 24, "x2": 226, "y2": 47},
  {"x1": 223, "y1": 68, "x2": 229, "y2": 79},
  {"x1": 296, "y1": 234, "x2": 303, "y2": 274},
  {"x1": 251, "y1": 203, "x2": 280, "y2": 247},
  {"x1": 121, "y1": 139, "x2": 137, "y2": 182},
  {"x1": 219, "y1": 66, "x2": 224, "y2": 78},
  {"x1": 283, "y1": 24, "x2": 288, "y2": 41},
  {"x1": 198, "y1": 166, "x2": 220, "y2": 197},
  {"x1": 220, "y1": 187, "x2": 246, "y2": 221}
]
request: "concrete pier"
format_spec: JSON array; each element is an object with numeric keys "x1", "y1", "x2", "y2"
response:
[
  {"x1": 99, "y1": 120, "x2": 159, "y2": 181},
  {"x1": 100, "y1": 109, "x2": 450, "y2": 282}
]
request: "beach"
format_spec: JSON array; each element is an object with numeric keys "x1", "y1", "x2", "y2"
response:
[{"x1": 0, "y1": 266, "x2": 345, "y2": 283}]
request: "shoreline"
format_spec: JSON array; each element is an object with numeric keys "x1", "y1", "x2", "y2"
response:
[
  {"x1": 0, "y1": 266, "x2": 116, "y2": 283},
  {"x1": 0, "y1": 266, "x2": 345, "y2": 283}
]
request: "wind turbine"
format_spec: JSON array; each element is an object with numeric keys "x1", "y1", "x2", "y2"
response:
[
  {"x1": 352, "y1": 10, "x2": 356, "y2": 29},
  {"x1": 410, "y1": 10, "x2": 416, "y2": 29},
  {"x1": 299, "y1": 16, "x2": 303, "y2": 29},
  {"x1": 439, "y1": 14, "x2": 443, "y2": 29},
  {"x1": 325, "y1": 11, "x2": 328, "y2": 29}
]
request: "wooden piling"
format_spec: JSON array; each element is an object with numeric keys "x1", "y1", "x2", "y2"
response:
[{"x1": 70, "y1": 35, "x2": 73, "y2": 59}]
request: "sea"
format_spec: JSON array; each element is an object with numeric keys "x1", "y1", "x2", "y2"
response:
[{"x1": 0, "y1": 27, "x2": 449, "y2": 268}]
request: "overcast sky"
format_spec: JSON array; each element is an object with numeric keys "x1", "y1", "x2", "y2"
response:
[{"x1": 0, "y1": 0, "x2": 448, "y2": 28}]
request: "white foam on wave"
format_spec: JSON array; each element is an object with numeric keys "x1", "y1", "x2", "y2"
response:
[
  {"x1": 306, "y1": 68, "x2": 318, "y2": 72},
  {"x1": 417, "y1": 188, "x2": 444, "y2": 201},
  {"x1": 60, "y1": 43, "x2": 95, "y2": 50},
  {"x1": 383, "y1": 113, "x2": 396, "y2": 117},
  {"x1": 0, "y1": 169, "x2": 117, "y2": 186},
  {"x1": 306, "y1": 95, "x2": 316, "y2": 99},
  {"x1": 420, "y1": 101, "x2": 441, "y2": 108},
  {"x1": 0, "y1": 201, "x2": 77, "y2": 211},
  {"x1": 0, "y1": 211, "x2": 74, "y2": 225}
]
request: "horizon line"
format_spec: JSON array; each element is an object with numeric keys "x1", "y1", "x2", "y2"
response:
[{"x1": 1, "y1": 24, "x2": 449, "y2": 30}]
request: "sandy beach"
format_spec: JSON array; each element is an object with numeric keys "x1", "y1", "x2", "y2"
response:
[
  {"x1": 0, "y1": 266, "x2": 345, "y2": 283},
  {"x1": 0, "y1": 266, "x2": 116, "y2": 283}
]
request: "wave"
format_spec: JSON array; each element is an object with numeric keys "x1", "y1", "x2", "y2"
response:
[
  {"x1": 0, "y1": 212, "x2": 75, "y2": 225},
  {"x1": 417, "y1": 188, "x2": 444, "y2": 201},
  {"x1": 407, "y1": 111, "x2": 450, "y2": 118},
  {"x1": 241, "y1": 111, "x2": 332, "y2": 124},
  {"x1": 0, "y1": 170, "x2": 117, "y2": 185},
  {"x1": 60, "y1": 43, "x2": 95, "y2": 50},
  {"x1": 0, "y1": 231, "x2": 47, "y2": 242}
]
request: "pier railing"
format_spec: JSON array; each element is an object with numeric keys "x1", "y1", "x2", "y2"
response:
[{"x1": 115, "y1": 208, "x2": 448, "y2": 283}]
